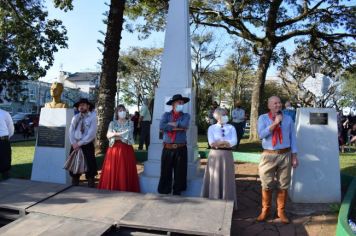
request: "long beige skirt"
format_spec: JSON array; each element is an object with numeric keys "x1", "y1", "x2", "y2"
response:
[{"x1": 201, "y1": 149, "x2": 237, "y2": 208}]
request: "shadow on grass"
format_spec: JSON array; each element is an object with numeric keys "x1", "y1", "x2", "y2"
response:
[
  {"x1": 238, "y1": 140, "x2": 262, "y2": 153},
  {"x1": 341, "y1": 166, "x2": 356, "y2": 177},
  {"x1": 11, "y1": 141, "x2": 36, "y2": 147}
]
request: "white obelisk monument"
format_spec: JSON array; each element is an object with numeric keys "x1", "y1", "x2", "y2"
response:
[{"x1": 139, "y1": 0, "x2": 203, "y2": 196}]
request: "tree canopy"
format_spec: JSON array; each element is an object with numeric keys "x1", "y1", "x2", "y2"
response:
[
  {"x1": 118, "y1": 47, "x2": 163, "y2": 110},
  {"x1": 125, "y1": 0, "x2": 356, "y2": 140},
  {"x1": 0, "y1": 0, "x2": 70, "y2": 101}
]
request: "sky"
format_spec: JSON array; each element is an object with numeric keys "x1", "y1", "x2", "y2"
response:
[
  {"x1": 43, "y1": 0, "x2": 165, "y2": 81},
  {"x1": 42, "y1": 0, "x2": 286, "y2": 82}
]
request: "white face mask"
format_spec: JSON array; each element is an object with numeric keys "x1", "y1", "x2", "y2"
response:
[
  {"x1": 221, "y1": 115, "x2": 229, "y2": 124},
  {"x1": 175, "y1": 104, "x2": 184, "y2": 112},
  {"x1": 118, "y1": 111, "x2": 126, "y2": 119}
]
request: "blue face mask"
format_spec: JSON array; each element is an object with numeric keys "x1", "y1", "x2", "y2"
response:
[
  {"x1": 175, "y1": 104, "x2": 184, "y2": 112},
  {"x1": 221, "y1": 115, "x2": 229, "y2": 124}
]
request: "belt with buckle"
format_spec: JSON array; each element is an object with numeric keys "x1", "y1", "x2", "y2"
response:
[
  {"x1": 0, "y1": 136, "x2": 9, "y2": 141},
  {"x1": 262, "y1": 148, "x2": 290, "y2": 155},
  {"x1": 164, "y1": 143, "x2": 186, "y2": 149}
]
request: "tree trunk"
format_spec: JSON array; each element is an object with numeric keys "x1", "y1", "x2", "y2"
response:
[
  {"x1": 232, "y1": 71, "x2": 237, "y2": 105},
  {"x1": 96, "y1": 0, "x2": 125, "y2": 155},
  {"x1": 249, "y1": 45, "x2": 274, "y2": 141}
]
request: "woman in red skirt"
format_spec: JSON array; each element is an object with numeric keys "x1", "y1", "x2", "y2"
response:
[{"x1": 98, "y1": 104, "x2": 140, "y2": 192}]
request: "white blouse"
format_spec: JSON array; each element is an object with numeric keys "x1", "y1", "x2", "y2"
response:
[{"x1": 208, "y1": 123, "x2": 237, "y2": 147}]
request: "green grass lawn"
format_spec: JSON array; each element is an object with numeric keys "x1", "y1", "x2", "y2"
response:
[{"x1": 9, "y1": 137, "x2": 356, "y2": 179}]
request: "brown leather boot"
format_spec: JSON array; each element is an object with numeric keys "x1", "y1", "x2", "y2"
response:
[
  {"x1": 256, "y1": 189, "x2": 272, "y2": 222},
  {"x1": 276, "y1": 189, "x2": 290, "y2": 224}
]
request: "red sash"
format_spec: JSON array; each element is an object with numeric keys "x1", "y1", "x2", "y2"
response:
[
  {"x1": 268, "y1": 112, "x2": 283, "y2": 146},
  {"x1": 167, "y1": 111, "x2": 181, "y2": 142}
]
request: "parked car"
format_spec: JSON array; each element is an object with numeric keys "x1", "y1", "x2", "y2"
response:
[
  {"x1": 13, "y1": 113, "x2": 39, "y2": 134},
  {"x1": 12, "y1": 112, "x2": 31, "y2": 123}
]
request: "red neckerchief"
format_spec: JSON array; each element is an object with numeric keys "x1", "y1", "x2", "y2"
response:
[
  {"x1": 167, "y1": 110, "x2": 181, "y2": 143},
  {"x1": 268, "y1": 112, "x2": 283, "y2": 146}
]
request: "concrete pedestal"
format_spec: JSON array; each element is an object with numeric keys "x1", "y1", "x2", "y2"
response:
[
  {"x1": 139, "y1": 0, "x2": 203, "y2": 196},
  {"x1": 31, "y1": 108, "x2": 74, "y2": 184},
  {"x1": 289, "y1": 108, "x2": 341, "y2": 203}
]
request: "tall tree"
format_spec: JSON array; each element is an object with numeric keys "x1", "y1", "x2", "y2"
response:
[
  {"x1": 338, "y1": 65, "x2": 356, "y2": 107},
  {"x1": 118, "y1": 47, "x2": 162, "y2": 110},
  {"x1": 278, "y1": 42, "x2": 354, "y2": 107},
  {"x1": 224, "y1": 41, "x2": 255, "y2": 106},
  {"x1": 125, "y1": 0, "x2": 356, "y2": 140},
  {"x1": 191, "y1": 30, "x2": 224, "y2": 116},
  {"x1": 96, "y1": 0, "x2": 126, "y2": 155},
  {"x1": 0, "y1": 0, "x2": 68, "y2": 102}
]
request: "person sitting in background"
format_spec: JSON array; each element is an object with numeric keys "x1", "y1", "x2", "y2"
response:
[
  {"x1": 98, "y1": 104, "x2": 140, "y2": 192},
  {"x1": 201, "y1": 107, "x2": 238, "y2": 209}
]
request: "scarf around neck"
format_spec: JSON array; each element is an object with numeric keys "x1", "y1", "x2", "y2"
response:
[
  {"x1": 268, "y1": 112, "x2": 283, "y2": 146},
  {"x1": 167, "y1": 111, "x2": 181, "y2": 143}
]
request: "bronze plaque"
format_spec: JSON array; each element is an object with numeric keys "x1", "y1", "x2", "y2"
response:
[
  {"x1": 37, "y1": 126, "x2": 66, "y2": 147},
  {"x1": 309, "y1": 113, "x2": 328, "y2": 125}
]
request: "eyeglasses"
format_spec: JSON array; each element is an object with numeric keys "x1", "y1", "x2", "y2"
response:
[{"x1": 221, "y1": 126, "x2": 225, "y2": 137}]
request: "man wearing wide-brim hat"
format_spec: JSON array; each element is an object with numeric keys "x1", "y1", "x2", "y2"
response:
[
  {"x1": 68, "y1": 98, "x2": 98, "y2": 187},
  {"x1": 158, "y1": 94, "x2": 190, "y2": 195}
]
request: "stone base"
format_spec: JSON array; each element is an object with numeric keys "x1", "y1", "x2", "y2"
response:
[{"x1": 31, "y1": 108, "x2": 74, "y2": 184}]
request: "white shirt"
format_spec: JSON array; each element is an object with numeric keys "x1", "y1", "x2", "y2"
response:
[
  {"x1": 232, "y1": 108, "x2": 245, "y2": 123},
  {"x1": 140, "y1": 104, "x2": 151, "y2": 121},
  {"x1": 69, "y1": 111, "x2": 97, "y2": 146},
  {"x1": 208, "y1": 123, "x2": 237, "y2": 147},
  {"x1": 0, "y1": 109, "x2": 14, "y2": 137}
]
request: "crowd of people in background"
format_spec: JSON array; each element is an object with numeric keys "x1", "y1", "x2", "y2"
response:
[{"x1": 337, "y1": 110, "x2": 356, "y2": 153}]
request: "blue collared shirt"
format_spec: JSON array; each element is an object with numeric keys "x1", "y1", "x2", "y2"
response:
[
  {"x1": 258, "y1": 113, "x2": 297, "y2": 153},
  {"x1": 282, "y1": 108, "x2": 296, "y2": 122},
  {"x1": 160, "y1": 111, "x2": 190, "y2": 144}
]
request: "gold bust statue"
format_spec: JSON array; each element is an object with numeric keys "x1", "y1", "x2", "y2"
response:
[{"x1": 44, "y1": 82, "x2": 68, "y2": 108}]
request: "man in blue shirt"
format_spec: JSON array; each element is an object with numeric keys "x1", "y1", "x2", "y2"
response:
[
  {"x1": 157, "y1": 94, "x2": 190, "y2": 195},
  {"x1": 282, "y1": 101, "x2": 296, "y2": 122},
  {"x1": 256, "y1": 96, "x2": 298, "y2": 224}
]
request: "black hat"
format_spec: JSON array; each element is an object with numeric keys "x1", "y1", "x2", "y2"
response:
[
  {"x1": 166, "y1": 94, "x2": 190, "y2": 105},
  {"x1": 74, "y1": 98, "x2": 95, "y2": 111}
]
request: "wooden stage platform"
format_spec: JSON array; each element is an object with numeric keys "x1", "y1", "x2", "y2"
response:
[{"x1": 0, "y1": 179, "x2": 233, "y2": 235}]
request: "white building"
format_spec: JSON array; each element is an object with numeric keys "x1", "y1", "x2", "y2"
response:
[{"x1": 62, "y1": 72, "x2": 100, "y2": 101}]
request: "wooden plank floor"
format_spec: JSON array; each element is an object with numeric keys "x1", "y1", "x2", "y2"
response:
[
  {"x1": 0, "y1": 212, "x2": 111, "y2": 236},
  {"x1": 28, "y1": 186, "x2": 145, "y2": 224},
  {"x1": 28, "y1": 187, "x2": 233, "y2": 235},
  {"x1": 119, "y1": 194, "x2": 233, "y2": 236},
  {"x1": 0, "y1": 179, "x2": 70, "y2": 219}
]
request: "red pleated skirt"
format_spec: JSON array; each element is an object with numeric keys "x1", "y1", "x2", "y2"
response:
[{"x1": 98, "y1": 141, "x2": 140, "y2": 192}]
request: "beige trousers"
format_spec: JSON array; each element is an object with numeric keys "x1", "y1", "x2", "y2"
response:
[{"x1": 258, "y1": 152, "x2": 292, "y2": 190}]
